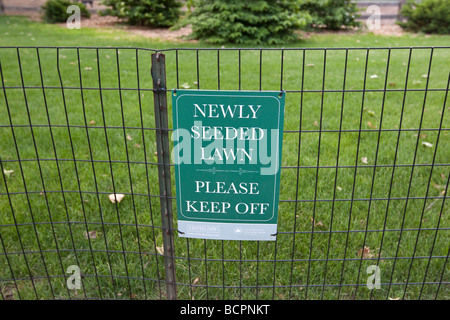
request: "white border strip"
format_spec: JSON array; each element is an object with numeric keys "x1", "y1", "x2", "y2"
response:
[{"x1": 178, "y1": 220, "x2": 278, "y2": 241}]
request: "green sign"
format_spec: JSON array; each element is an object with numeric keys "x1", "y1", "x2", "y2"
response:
[{"x1": 172, "y1": 90, "x2": 285, "y2": 241}]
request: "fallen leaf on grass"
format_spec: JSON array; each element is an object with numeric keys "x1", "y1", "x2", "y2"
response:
[
  {"x1": 192, "y1": 277, "x2": 200, "y2": 285},
  {"x1": 3, "y1": 169, "x2": 14, "y2": 177},
  {"x1": 441, "y1": 173, "x2": 446, "y2": 180},
  {"x1": 108, "y1": 193, "x2": 125, "y2": 204},
  {"x1": 310, "y1": 217, "x2": 325, "y2": 228},
  {"x1": 361, "y1": 157, "x2": 368, "y2": 164},
  {"x1": 306, "y1": 63, "x2": 315, "y2": 67},
  {"x1": 127, "y1": 134, "x2": 133, "y2": 141},
  {"x1": 425, "y1": 190, "x2": 447, "y2": 211},
  {"x1": 156, "y1": 246, "x2": 164, "y2": 255},
  {"x1": 421, "y1": 141, "x2": 433, "y2": 148},
  {"x1": 181, "y1": 82, "x2": 191, "y2": 89},
  {"x1": 315, "y1": 221, "x2": 324, "y2": 227},
  {"x1": 370, "y1": 74, "x2": 378, "y2": 79},
  {"x1": 357, "y1": 246, "x2": 373, "y2": 258},
  {"x1": 84, "y1": 230, "x2": 97, "y2": 239},
  {"x1": 367, "y1": 121, "x2": 376, "y2": 129},
  {"x1": 389, "y1": 297, "x2": 401, "y2": 300},
  {"x1": 89, "y1": 120, "x2": 95, "y2": 126},
  {"x1": 84, "y1": 67, "x2": 92, "y2": 71},
  {"x1": 1, "y1": 286, "x2": 15, "y2": 300}
]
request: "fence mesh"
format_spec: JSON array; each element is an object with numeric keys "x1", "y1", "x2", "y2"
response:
[{"x1": 0, "y1": 46, "x2": 448, "y2": 300}]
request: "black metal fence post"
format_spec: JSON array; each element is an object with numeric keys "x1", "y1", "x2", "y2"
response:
[{"x1": 151, "y1": 52, "x2": 177, "y2": 300}]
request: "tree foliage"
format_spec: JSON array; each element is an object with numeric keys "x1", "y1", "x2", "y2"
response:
[
  {"x1": 399, "y1": 0, "x2": 450, "y2": 34},
  {"x1": 101, "y1": 0, "x2": 182, "y2": 28},
  {"x1": 186, "y1": 0, "x2": 311, "y2": 45},
  {"x1": 42, "y1": 0, "x2": 91, "y2": 23},
  {"x1": 300, "y1": 0, "x2": 359, "y2": 30}
]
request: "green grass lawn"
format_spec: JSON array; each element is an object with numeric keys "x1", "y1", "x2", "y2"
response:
[{"x1": 0, "y1": 15, "x2": 449, "y2": 300}]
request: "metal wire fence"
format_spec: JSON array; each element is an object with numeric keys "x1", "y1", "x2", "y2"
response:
[{"x1": 0, "y1": 46, "x2": 448, "y2": 300}]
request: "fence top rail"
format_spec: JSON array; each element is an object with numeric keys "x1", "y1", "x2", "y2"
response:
[{"x1": 0, "y1": 46, "x2": 449, "y2": 51}]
